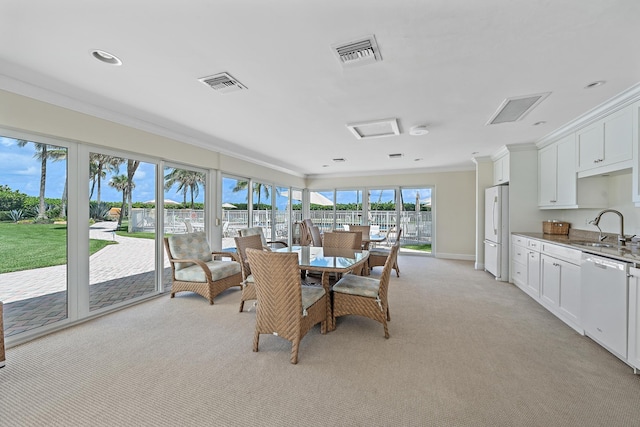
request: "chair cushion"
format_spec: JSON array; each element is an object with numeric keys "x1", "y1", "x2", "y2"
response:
[
  {"x1": 174, "y1": 260, "x2": 241, "y2": 282},
  {"x1": 332, "y1": 274, "x2": 381, "y2": 298},
  {"x1": 301, "y1": 285, "x2": 326, "y2": 313},
  {"x1": 368, "y1": 248, "x2": 391, "y2": 256},
  {"x1": 168, "y1": 232, "x2": 212, "y2": 270}
]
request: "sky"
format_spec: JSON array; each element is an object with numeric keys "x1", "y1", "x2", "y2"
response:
[{"x1": 1, "y1": 137, "x2": 431, "y2": 207}]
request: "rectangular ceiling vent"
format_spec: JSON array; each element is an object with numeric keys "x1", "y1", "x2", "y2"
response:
[
  {"x1": 198, "y1": 72, "x2": 247, "y2": 93},
  {"x1": 486, "y1": 92, "x2": 550, "y2": 125},
  {"x1": 332, "y1": 35, "x2": 381, "y2": 67},
  {"x1": 346, "y1": 118, "x2": 399, "y2": 140}
]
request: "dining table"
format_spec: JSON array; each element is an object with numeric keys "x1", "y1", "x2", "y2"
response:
[{"x1": 275, "y1": 245, "x2": 369, "y2": 331}]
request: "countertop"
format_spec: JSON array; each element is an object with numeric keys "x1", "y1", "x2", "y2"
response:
[{"x1": 513, "y1": 231, "x2": 640, "y2": 266}]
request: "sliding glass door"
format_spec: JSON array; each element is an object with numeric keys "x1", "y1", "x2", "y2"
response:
[
  {"x1": 399, "y1": 187, "x2": 433, "y2": 254},
  {"x1": 0, "y1": 136, "x2": 69, "y2": 337}
]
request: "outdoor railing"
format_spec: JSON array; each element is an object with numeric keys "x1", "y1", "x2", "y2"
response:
[{"x1": 130, "y1": 209, "x2": 432, "y2": 245}]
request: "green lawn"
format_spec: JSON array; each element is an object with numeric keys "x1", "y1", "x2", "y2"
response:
[
  {"x1": 402, "y1": 244, "x2": 432, "y2": 252},
  {"x1": 0, "y1": 222, "x2": 117, "y2": 274}
]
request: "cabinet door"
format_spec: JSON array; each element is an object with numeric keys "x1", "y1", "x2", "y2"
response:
[
  {"x1": 577, "y1": 122, "x2": 603, "y2": 171},
  {"x1": 494, "y1": 154, "x2": 509, "y2": 185},
  {"x1": 628, "y1": 267, "x2": 640, "y2": 372},
  {"x1": 538, "y1": 144, "x2": 557, "y2": 206},
  {"x1": 602, "y1": 107, "x2": 633, "y2": 166},
  {"x1": 558, "y1": 260, "x2": 581, "y2": 328},
  {"x1": 540, "y1": 255, "x2": 560, "y2": 309},
  {"x1": 555, "y1": 134, "x2": 577, "y2": 205},
  {"x1": 526, "y1": 251, "x2": 540, "y2": 299}
]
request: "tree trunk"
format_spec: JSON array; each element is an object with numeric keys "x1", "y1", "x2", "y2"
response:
[{"x1": 38, "y1": 146, "x2": 47, "y2": 219}]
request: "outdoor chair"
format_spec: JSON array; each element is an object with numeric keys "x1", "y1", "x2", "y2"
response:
[
  {"x1": 332, "y1": 244, "x2": 399, "y2": 338},
  {"x1": 164, "y1": 232, "x2": 242, "y2": 305},
  {"x1": 246, "y1": 248, "x2": 328, "y2": 364},
  {"x1": 238, "y1": 226, "x2": 287, "y2": 250},
  {"x1": 369, "y1": 228, "x2": 402, "y2": 277},
  {"x1": 298, "y1": 219, "x2": 316, "y2": 246},
  {"x1": 234, "y1": 234, "x2": 265, "y2": 312}
]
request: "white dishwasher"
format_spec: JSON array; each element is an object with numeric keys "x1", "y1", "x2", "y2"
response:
[{"x1": 581, "y1": 253, "x2": 629, "y2": 360}]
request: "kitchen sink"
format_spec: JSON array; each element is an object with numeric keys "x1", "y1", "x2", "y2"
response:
[{"x1": 571, "y1": 241, "x2": 616, "y2": 248}]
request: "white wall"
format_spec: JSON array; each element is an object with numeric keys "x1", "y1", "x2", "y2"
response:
[
  {"x1": 307, "y1": 170, "x2": 476, "y2": 260},
  {"x1": 0, "y1": 89, "x2": 305, "y2": 188},
  {"x1": 545, "y1": 171, "x2": 640, "y2": 237}
]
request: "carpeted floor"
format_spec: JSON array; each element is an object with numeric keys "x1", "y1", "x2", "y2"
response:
[{"x1": 1, "y1": 256, "x2": 639, "y2": 426}]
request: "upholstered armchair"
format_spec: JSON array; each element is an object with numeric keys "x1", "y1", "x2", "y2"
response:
[{"x1": 164, "y1": 232, "x2": 242, "y2": 305}]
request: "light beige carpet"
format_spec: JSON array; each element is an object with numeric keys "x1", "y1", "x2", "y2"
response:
[{"x1": 1, "y1": 256, "x2": 639, "y2": 426}]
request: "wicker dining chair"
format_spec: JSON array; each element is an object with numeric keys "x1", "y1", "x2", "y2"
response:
[
  {"x1": 238, "y1": 226, "x2": 288, "y2": 250},
  {"x1": 369, "y1": 228, "x2": 402, "y2": 277},
  {"x1": 245, "y1": 248, "x2": 328, "y2": 364},
  {"x1": 234, "y1": 234, "x2": 265, "y2": 312},
  {"x1": 309, "y1": 225, "x2": 323, "y2": 247},
  {"x1": 323, "y1": 231, "x2": 363, "y2": 276},
  {"x1": 164, "y1": 232, "x2": 243, "y2": 305},
  {"x1": 332, "y1": 244, "x2": 399, "y2": 338},
  {"x1": 348, "y1": 225, "x2": 370, "y2": 249}
]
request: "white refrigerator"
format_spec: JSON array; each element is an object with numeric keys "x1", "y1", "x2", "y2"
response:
[{"x1": 484, "y1": 185, "x2": 509, "y2": 281}]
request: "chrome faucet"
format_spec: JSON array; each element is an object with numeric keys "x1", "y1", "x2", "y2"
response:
[{"x1": 590, "y1": 209, "x2": 626, "y2": 246}]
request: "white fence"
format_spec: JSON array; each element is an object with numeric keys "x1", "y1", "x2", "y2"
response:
[{"x1": 130, "y1": 208, "x2": 432, "y2": 245}]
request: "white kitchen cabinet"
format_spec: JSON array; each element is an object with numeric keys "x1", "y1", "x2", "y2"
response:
[
  {"x1": 493, "y1": 153, "x2": 510, "y2": 185},
  {"x1": 576, "y1": 106, "x2": 633, "y2": 176},
  {"x1": 629, "y1": 266, "x2": 640, "y2": 374},
  {"x1": 630, "y1": 102, "x2": 640, "y2": 206},
  {"x1": 526, "y1": 247, "x2": 540, "y2": 299},
  {"x1": 539, "y1": 133, "x2": 607, "y2": 209},
  {"x1": 540, "y1": 243, "x2": 582, "y2": 333},
  {"x1": 511, "y1": 235, "x2": 541, "y2": 301}
]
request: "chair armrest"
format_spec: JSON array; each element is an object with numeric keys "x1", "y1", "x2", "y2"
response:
[
  {"x1": 168, "y1": 257, "x2": 214, "y2": 282},
  {"x1": 267, "y1": 240, "x2": 288, "y2": 249},
  {"x1": 212, "y1": 251, "x2": 241, "y2": 263}
]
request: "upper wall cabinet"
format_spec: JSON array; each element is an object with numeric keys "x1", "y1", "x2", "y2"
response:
[
  {"x1": 539, "y1": 133, "x2": 608, "y2": 209},
  {"x1": 576, "y1": 106, "x2": 633, "y2": 177},
  {"x1": 493, "y1": 153, "x2": 510, "y2": 185},
  {"x1": 630, "y1": 101, "x2": 640, "y2": 205}
]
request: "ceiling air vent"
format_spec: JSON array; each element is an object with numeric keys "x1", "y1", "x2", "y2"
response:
[
  {"x1": 198, "y1": 72, "x2": 247, "y2": 93},
  {"x1": 346, "y1": 118, "x2": 400, "y2": 140},
  {"x1": 388, "y1": 153, "x2": 404, "y2": 159},
  {"x1": 332, "y1": 35, "x2": 381, "y2": 67},
  {"x1": 486, "y1": 92, "x2": 550, "y2": 125}
]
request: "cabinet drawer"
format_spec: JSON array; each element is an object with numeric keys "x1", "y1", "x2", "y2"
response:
[
  {"x1": 512, "y1": 244, "x2": 528, "y2": 265},
  {"x1": 512, "y1": 235, "x2": 526, "y2": 246},
  {"x1": 527, "y1": 239, "x2": 540, "y2": 252},
  {"x1": 541, "y1": 242, "x2": 581, "y2": 265},
  {"x1": 512, "y1": 260, "x2": 527, "y2": 286}
]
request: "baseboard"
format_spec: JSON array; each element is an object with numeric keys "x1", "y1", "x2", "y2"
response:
[
  {"x1": 436, "y1": 253, "x2": 475, "y2": 261},
  {"x1": 475, "y1": 262, "x2": 485, "y2": 270}
]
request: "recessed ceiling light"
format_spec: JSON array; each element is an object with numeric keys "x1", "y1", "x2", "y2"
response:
[
  {"x1": 533, "y1": 121, "x2": 547, "y2": 126},
  {"x1": 409, "y1": 125, "x2": 429, "y2": 136},
  {"x1": 585, "y1": 80, "x2": 605, "y2": 89},
  {"x1": 91, "y1": 49, "x2": 122, "y2": 65}
]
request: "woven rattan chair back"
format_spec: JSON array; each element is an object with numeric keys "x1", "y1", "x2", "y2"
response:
[
  {"x1": 323, "y1": 231, "x2": 361, "y2": 250},
  {"x1": 348, "y1": 225, "x2": 370, "y2": 249},
  {"x1": 234, "y1": 234, "x2": 264, "y2": 312},
  {"x1": 246, "y1": 248, "x2": 327, "y2": 363},
  {"x1": 309, "y1": 225, "x2": 323, "y2": 246}
]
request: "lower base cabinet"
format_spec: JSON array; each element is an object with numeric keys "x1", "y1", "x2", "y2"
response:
[{"x1": 540, "y1": 253, "x2": 581, "y2": 333}]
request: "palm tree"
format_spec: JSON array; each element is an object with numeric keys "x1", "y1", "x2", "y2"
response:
[
  {"x1": 164, "y1": 169, "x2": 205, "y2": 208},
  {"x1": 17, "y1": 140, "x2": 66, "y2": 219},
  {"x1": 232, "y1": 181, "x2": 270, "y2": 208},
  {"x1": 89, "y1": 154, "x2": 122, "y2": 204},
  {"x1": 125, "y1": 160, "x2": 140, "y2": 232},
  {"x1": 108, "y1": 174, "x2": 135, "y2": 228}
]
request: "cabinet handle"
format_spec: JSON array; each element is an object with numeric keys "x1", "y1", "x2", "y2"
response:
[
  {"x1": 549, "y1": 200, "x2": 557, "y2": 203},
  {"x1": 553, "y1": 262, "x2": 560, "y2": 267}
]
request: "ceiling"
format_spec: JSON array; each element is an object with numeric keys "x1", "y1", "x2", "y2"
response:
[{"x1": 1, "y1": 1, "x2": 639, "y2": 178}]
